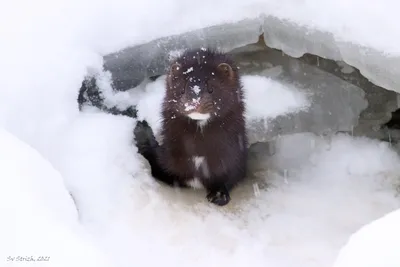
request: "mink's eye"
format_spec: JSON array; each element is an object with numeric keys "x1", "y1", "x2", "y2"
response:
[
  {"x1": 206, "y1": 80, "x2": 213, "y2": 93},
  {"x1": 181, "y1": 81, "x2": 188, "y2": 95}
]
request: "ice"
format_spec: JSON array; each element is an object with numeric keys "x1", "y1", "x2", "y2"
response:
[
  {"x1": 103, "y1": 18, "x2": 262, "y2": 90},
  {"x1": 261, "y1": 14, "x2": 400, "y2": 97},
  {"x1": 232, "y1": 47, "x2": 368, "y2": 142},
  {"x1": 100, "y1": 0, "x2": 400, "y2": 98},
  {"x1": 333, "y1": 209, "x2": 400, "y2": 267},
  {"x1": 2, "y1": 1, "x2": 400, "y2": 267}
]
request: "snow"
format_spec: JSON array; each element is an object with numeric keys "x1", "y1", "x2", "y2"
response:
[
  {"x1": 0, "y1": 128, "x2": 111, "y2": 267},
  {"x1": 241, "y1": 75, "x2": 309, "y2": 119},
  {"x1": 2, "y1": 1, "x2": 400, "y2": 267},
  {"x1": 333, "y1": 208, "x2": 400, "y2": 267}
]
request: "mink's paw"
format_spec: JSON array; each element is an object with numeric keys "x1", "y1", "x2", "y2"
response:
[{"x1": 206, "y1": 190, "x2": 231, "y2": 206}]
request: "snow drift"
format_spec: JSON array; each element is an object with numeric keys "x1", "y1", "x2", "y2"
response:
[
  {"x1": 0, "y1": 128, "x2": 111, "y2": 267},
  {"x1": 333, "y1": 208, "x2": 400, "y2": 267}
]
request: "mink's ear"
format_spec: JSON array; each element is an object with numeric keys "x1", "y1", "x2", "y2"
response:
[
  {"x1": 217, "y1": 63, "x2": 234, "y2": 79},
  {"x1": 169, "y1": 62, "x2": 182, "y2": 77},
  {"x1": 166, "y1": 62, "x2": 183, "y2": 89}
]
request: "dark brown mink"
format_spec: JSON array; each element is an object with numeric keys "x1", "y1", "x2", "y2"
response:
[{"x1": 136, "y1": 47, "x2": 248, "y2": 206}]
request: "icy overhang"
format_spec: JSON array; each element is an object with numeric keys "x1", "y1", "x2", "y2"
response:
[{"x1": 103, "y1": 15, "x2": 400, "y2": 96}]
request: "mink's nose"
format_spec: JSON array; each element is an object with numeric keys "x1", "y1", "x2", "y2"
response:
[{"x1": 194, "y1": 105, "x2": 204, "y2": 114}]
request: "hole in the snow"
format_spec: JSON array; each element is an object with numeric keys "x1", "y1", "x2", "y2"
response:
[
  {"x1": 385, "y1": 108, "x2": 400, "y2": 129},
  {"x1": 77, "y1": 32, "x2": 399, "y2": 146}
]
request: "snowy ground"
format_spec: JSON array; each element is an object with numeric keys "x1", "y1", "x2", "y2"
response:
[{"x1": 2, "y1": 1, "x2": 400, "y2": 267}]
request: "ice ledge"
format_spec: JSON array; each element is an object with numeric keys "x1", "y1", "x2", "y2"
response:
[
  {"x1": 103, "y1": 18, "x2": 262, "y2": 91},
  {"x1": 103, "y1": 15, "x2": 400, "y2": 96},
  {"x1": 262, "y1": 15, "x2": 400, "y2": 97}
]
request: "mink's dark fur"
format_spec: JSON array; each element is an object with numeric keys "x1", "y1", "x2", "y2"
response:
[
  {"x1": 77, "y1": 76, "x2": 138, "y2": 118},
  {"x1": 136, "y1": 48, "x2": 248, "y2": 206}
]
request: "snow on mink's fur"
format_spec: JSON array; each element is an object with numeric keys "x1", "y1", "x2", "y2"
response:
[{"x1": 135, "y1": 47, "x2": 248, "y2": 206}]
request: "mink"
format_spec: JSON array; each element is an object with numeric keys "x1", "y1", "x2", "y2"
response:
[{"x1": 136, "y1": 48, "x2": 248, "y2": 206}]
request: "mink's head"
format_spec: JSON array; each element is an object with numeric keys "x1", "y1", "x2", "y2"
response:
[{"x1": 164, "y1": 48, "x2": 244, "y2": 123}]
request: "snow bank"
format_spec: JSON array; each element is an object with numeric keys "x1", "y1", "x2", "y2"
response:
[
  {"x1": 51, "y1": 112, "x2": 142, "y2": 224},
  {"x1": 333, "y1": 208, "x2": 400, "y2": 267},
  {"x1": 0, "y1": 128, "x2": 111, "y2": 267}
]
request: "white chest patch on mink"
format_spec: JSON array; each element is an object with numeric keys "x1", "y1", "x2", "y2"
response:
[
  {"x1": 187, "y1": 156, "x2": 206, "y2": 189},
  {"x1": 192, "y1": 156, "x2": 205, "y2": 169},
  {"x1": 186, "y1": 156, "x2": 209, "y2": 189},
  {"x1": 186, "y1": 178, "x2": 204, "y2": 189},
  {"x1": 192, "y1": 156, "x2": 210, "y2": 178}
]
